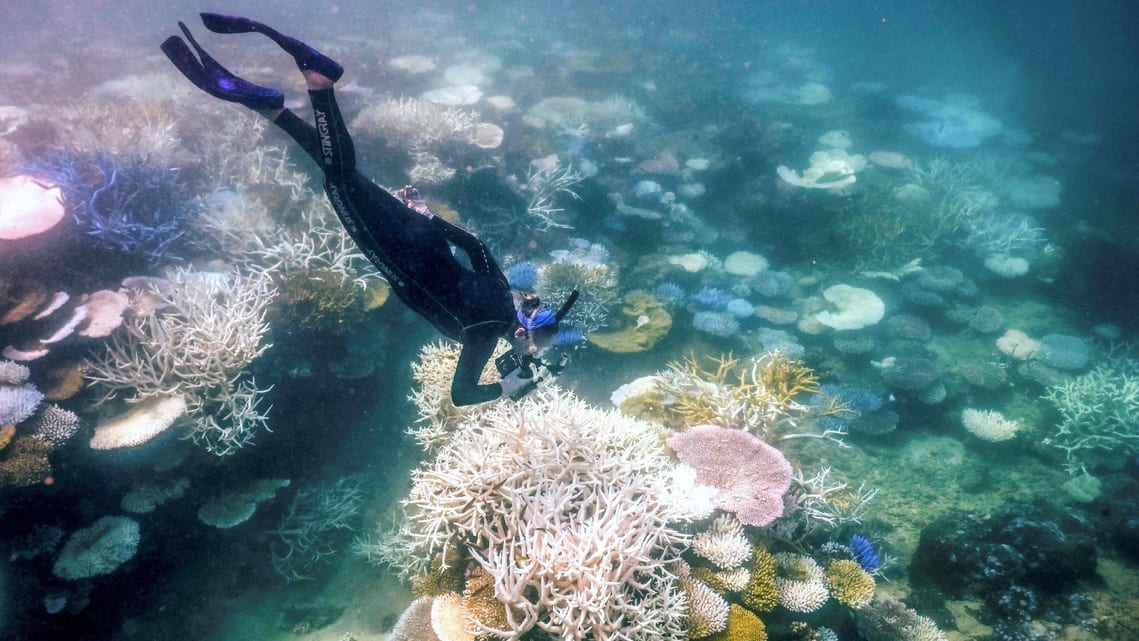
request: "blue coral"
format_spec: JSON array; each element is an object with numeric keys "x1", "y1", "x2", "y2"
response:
[
  {"x1": 22, "y1": 150, "x2": 196, "y2": 266},
  {"x1": 652, "y1": 282, "x2": 686, "y2": 308},
  {"x1": 506, "y1": 261, "x2": 539, "y2": 290},
  {"x1": 850, "y1": 533, "x2": 881, "y2": 572},
  {"x1": 692, "y1": 311, "x2": 739, "y2": 337},
  {"x1": 725, "y1": 298, "x2": 755, "y2": 319},
  {"x1": 689, "y1": 287, "x2": 731, "y2": 310}
]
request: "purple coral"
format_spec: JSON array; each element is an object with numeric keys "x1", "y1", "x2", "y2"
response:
[{"x1": 666, "y1": 424, "x2": 792, "y2": 527}]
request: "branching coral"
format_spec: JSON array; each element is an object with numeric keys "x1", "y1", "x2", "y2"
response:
[
  {"x1": 22, "y1": 149, "x2": 196, "y2": 266},
  {"x1": 782, "y1": 466, "x2": 879, "y2": 539},
  {"x1": 520, "y1": 159, "x2": 584, "y2": 231},
  {"x1": 350, "y1": 97, "x2": 480, "y2": 185},
  {"x1": 537, "y1": 260, "x2": 619, "y2": 335},
  {"x1": 1042, "y1": 362, "x2": 1139, "y2": 473},
  {"x1": 648, "y1": 353, "x2": 825, "y2": 442},
  {"x1": 357, "y1": 387, "x2": 707, "y2": 641},
  {"x1": 270, "y1": 476, "x2": 366, "y2": 582},
  {"x1": 87, "y1": 267, "x2": 275, "y2": 455}
]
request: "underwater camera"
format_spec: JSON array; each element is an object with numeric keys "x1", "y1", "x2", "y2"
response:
[{"x1": 494, "y1": 349, "x2": 571, "y2": 400}]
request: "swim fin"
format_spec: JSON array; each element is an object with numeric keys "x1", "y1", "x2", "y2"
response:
[
  {"x1": 161, "y1": 22, "x2": 284, "y2": 110},
  {"x1": 200, "y1": 12, "x2": 344, "y2": 82}
]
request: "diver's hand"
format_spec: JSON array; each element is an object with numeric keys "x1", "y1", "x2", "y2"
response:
[{"x1": 499, "y1": 367, "x2": 533, "y2": 400}]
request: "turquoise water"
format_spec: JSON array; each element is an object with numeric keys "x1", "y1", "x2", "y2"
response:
[{"x1": 1, "y1": 2, "x2": 1137, "y2": 640}]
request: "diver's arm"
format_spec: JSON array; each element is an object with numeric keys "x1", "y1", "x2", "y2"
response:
[
  {"x1": 430, "y1": 217, "x2": 507, "y2": 281},
  {"x1": 450, "y1": 329, "x2": 504, "y2": 407}
]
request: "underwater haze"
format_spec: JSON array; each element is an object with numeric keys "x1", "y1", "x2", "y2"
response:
[{"x1": 2, "y1": 1, "x2": 1138, "y2": 640}]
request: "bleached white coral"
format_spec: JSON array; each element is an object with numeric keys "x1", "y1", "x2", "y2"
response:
[
  {"x1": 88, "y1": 268, "x2": 275, "y2": 456},
  {"x1": 692, "y1": 514, "x2": 752, "y2": 570},
  {"x1": 359, "y1": 387, "x2": 703, "y2": 641},
  {"x1": 774, "y1": 552, "x2": 830, "y2": 613},
  {"x1": 680, "y1": 577, "x2": 729, "y2": 638},
  {"x1": 961, "y1": 408, "x2": 1022, "y2": 442}
]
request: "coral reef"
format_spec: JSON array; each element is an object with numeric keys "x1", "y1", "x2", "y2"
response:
[
  {"x1": 406, "y1": 340, "x2": 509, "y2": 451},
  {"x1": 358, "y1": 387, "x2": 708, "y2": 641},
  {"x1": 825, "y1": 559, "x2": 876, "y2": 607},
  {"x1": 961, "y1": 408, "x2": 1022, "y2": 442},
  {"x1": 350, "y1": 97, "x2": 481, "y2": 185},
  {"x1": 197, "y1": 478, "x2": 291, "y2": 529},
  {"x1": 629, "y1": 353, "x2": 822, "y2": 441},
  {"x1": 23, "y1": 150, "x2": 196, "y2": 266},
  {"x1": 740, "y1": 547, "x2": 780, "y2": 613},
  {"x1": 855, "y1": 598, "x2": 947, "y2": 641}
]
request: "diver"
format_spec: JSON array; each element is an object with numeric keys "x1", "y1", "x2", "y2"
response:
[{"x1": 160, "y1": 14, "x2": 576, "y2": 406}]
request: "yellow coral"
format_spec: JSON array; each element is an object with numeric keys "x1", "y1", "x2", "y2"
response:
[
  {"x1": 740, "y1": 547, "x2": 780, "y2": 614},
  {"x1": 825, "y1": 559, "x2": 876, "y2": 608},
  {"x1": 412, "y1": 551, "x2": 464, "y2": 596},
  {"x1": 701, "y1": 604, "x2": 767, "y2": 641},
  {"x1": 460, "y1": 565, "x2": 516, "y2": 639},
  {"x1": 588, "y1": 292, "x2": 673, "y2": 353},
  {"x1": 654, "y1": 353, "x2": 818, "y2": 438},
  {"x1": 754, "y1": 352, "x2": 820, "y2": 407}
]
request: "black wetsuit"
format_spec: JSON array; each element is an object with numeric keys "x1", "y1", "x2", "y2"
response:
[{"x1": 272, "y1": 89, "x2": 515, "y2": 406}]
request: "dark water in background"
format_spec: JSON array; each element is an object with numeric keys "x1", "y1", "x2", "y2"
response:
[{"x1": 2, "y1": 1, "x2": 1138, "y2": 639}]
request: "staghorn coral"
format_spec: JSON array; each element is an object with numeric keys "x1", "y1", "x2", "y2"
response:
[
  {"x1": 270, "y1": 476, "x2": 367, "y2": 582},
  {"x1": 23, "y1": 149, "x2": 196, "y2": 267},
  {"x1": 351, "y1": 98, "x2": 479, "y2": 186},
  {"x1": 649, "y1": 353, "x2": 823, "y2": 441},
  {"x1": 1042, "y1": 362, "x2": 1139, "y2": 473},
  {"x1": 825, "y1": 559, "x2": 876, "y2": 608},
  {"x1": 783, "y1": 466, "x2": 880, "y2": 539},
  {"x1": 357, "y1": 387, "x2": 708, "y2": 641},
  {"x1": 87, "y1": 267, "x2": 275, "y2": 456}
]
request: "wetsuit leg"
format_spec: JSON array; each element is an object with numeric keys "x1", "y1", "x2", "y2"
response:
[
  {"x1": 268, "y1": 90, "x2": 472, "y2": 339},
  {"x1": 271, "y1": 109, "x2": 323, "y2": 163}
]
